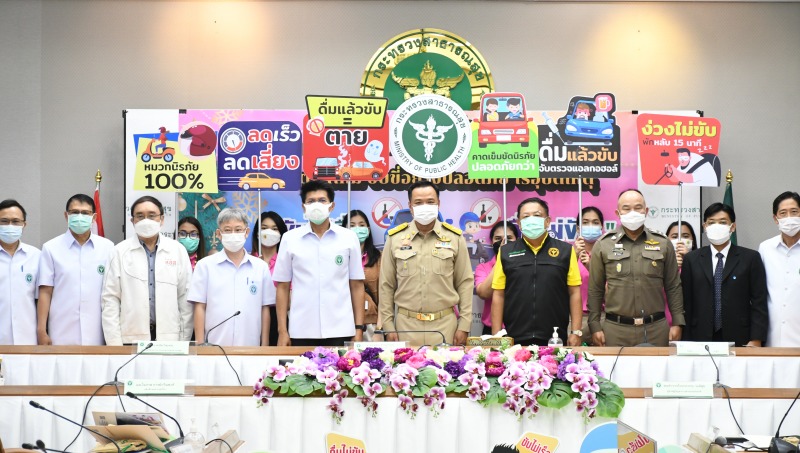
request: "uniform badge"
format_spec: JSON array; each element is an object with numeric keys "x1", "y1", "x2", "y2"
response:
[
  {"x1": 644, "y1": 240, "x2": 660, "y2": 245},
  {"x1": 439, "y1": 235, "x2": 451, "y2": 242},
  {"x1": 335, "y1": 255, "x2": 344, "y2": 265},
  {"x1": 250, "y1": 284, "x2": 258, "y2": 295},
  {"x1": 508, "y1": 250, "x2": 526, "y2": 258},
  {"x1": 651, "y1": 261, "x2": 658, "y2": 267},
  {"x1": 644, "y1": 245, "x2": 661, "y2": 251},
  {"x1": 25, "y1": 273, "x2": 33, "y2": 283},
  {"x1": 548, "y1": 248, "x2": 559, "y2": 258},
  {"x1": 435, "y1": 242, "x2": 453, "y2": 249},
  {"x1": 97, "y1": 265, "x2": 105, "y2": 275},
  {"x1": 614, "y1": 243, "x2": 624, "y2": 249},
  {"x1": 616, "y1": 263, "x2": 622, "y2": 273},
  {"x1": 400, "y1": 245, "x2": 412, "y2": 251}
]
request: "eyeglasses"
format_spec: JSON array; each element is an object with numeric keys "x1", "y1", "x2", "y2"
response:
[
  {"x1": 178, "y1": 231, "x2": 200, "y2": 239},
  {"x1": 68, "y1": 210, "x2": 94, "y2": 216},
  {"x1": 777, "y1": 209, "x2": 800, "y2": 219},
  {"x1": 0, "y1": 219, "x2": 24, "y2": 226},
  {"x1": 133, "y1": 214, "x2": 162, "y2": 222},
  {"x1": 304, "y1": 198, "x2": 330, "y2": 205},
  {"x1": 220, "y1": 228, "x2": 247, "y2": 235}
]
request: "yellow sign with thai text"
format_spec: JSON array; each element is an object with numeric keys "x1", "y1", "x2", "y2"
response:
[
  {"x1": 517, "y1": 432, "x2": 559, "y2": 453},
  {"x1": 306, "y1": 96, "x2": 387, "y2": 128},
  {"x1": 325, "y1": 433, "x2": 366, "y2": 453},
  {"x1": 133, "y1": 128, "x2": 218, "y2": 193}
]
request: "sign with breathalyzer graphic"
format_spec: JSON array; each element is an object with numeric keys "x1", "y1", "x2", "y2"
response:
[{"x1": 637, "y1": 114, "x2": 722, "y2": 187}]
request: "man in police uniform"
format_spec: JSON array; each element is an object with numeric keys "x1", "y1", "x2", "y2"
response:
[
  {"x1": 379, "y1": 181, "x2": 473, "y2": 346},
  {"x1": 588, "y1": 189, "x2": 685, "y2": 346}
]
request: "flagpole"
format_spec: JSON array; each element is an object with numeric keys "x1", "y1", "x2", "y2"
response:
[
  {"x1": 258, "y1": 189, "x2": 262, "y2": 253},
  {"x1": 578, "y1": 175, "x2": 583, "y2": 237},
  {"x1": 678, "y1": 182, "x2": 683, "y2": 244},
  {"x1": 502, "y1": 178, "x2": 507, "y2": 240},
  {"x1": 93, "y1": 169, "x2": 105, "y2": 237}
]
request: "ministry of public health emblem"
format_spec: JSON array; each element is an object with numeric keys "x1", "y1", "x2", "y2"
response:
[
  {"x1": 360, "y1": 28, "x2": 494, "y2": 111},
  {"x1": 390, "y1": 94, "x2": 471, "y2": 178}
]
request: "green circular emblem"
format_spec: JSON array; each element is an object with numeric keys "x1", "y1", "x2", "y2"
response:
[
  {"x1": 335, "y1": 255, "x2": 344, "y2": 266},
  {"x1": 138, "y1": 342, "x2": 145, "y2": 347},
  {"x1": 250, "y1": 284, "x2": 257, "y2": 295},
  {"x1": 25, "y1": 273, "x2": 32, "y2": 283},
  {"x1": 390, "y1": 94, "x2": 472, "y2": 178},
  {"x1": 97, "y1": 264, "x2": 105, "y2": 275}
]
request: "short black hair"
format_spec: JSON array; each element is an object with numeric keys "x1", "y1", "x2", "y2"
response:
[
  {"x1": 772, "y1": 191, "x2": 800, "y2": 215},
  {"x1": 65, "y1": 194, "x2": 95, "y2": 213},
  {"x1": 703, "y1": 202, "x2": 736, "y2": 223},
  {"x1": 676, "y1": 148, "x2": 690, "y2": 155},
  {"x1": 486, "y1": 98, "x2": 498, "y2": 106},
  {"x1": 488, "y1": 221, "x2": 520, "y2": 242},
  {"x1": 131, "y1": 195, "x2": 164, "y2": 216},
  {"x1": 506, "y1": 98, "x2": 521, "y2": 107},
  {"x1": 0, "y1": 199, "x2": 27, "y2": 220},
  {"x1": 517, "y1": 197, "x2": 549, "y2": 217},
  {"x1": 343, "y1": 209, "x2": 382, "y2": 267},
  {"x1": 300, "y1": 179, "x2": 335, "y2": 203},
  {"x1": 178, "y1": 216, "x2": 206, "y2": 259},
  {"x1": 251, "y1": 210, "x2": 288, "y2": 255},
  {"x1": 618, "y1": 188, "x2": 644, "y2": 199},
  {"x1": 408, "y1": 180, "x2": 440, "y2": 200},
  {"x1": 666, "y1": 221, "x2": 698, "y2": 251},
  {"x1": 579, "y1": 206, "x2": 604, "y2": 225}
]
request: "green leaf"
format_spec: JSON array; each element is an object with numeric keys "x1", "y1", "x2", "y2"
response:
[
  {"x1": 417, "y1": 368, "x2": 438, "y2": 388},
  {"x1": 538, "y1": 380, "x2": 574, "y2": 409},
  {"x1": 285, "y1": 374, "x2": 316, "y2": 396},
  {"x1": 483, "y1": 383, "x2": 507, "y2": 406},
  {"x1": 595, "y1": 378, "x2": 625, "y2": 418},
  {"x1": 412, "y1": 384, "x2": 431, "y2": 397},
  {"x1": 263, "y1": 380, "x2": 281, "y2": 391}
]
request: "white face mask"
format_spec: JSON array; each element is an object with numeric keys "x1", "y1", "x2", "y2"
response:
[
  {"x1": 304, "y1": 202, "x2": 331, "y2": 225},
  {"x1": 619, "y1": 211, "x2": 646, "y2": 230},
  {"x1": 134, "y1": 218, "x2": 161, "y2": 238},
  {"x1": 705, "y1": 223, "x2": 732, "y2": 246},
  {"x1": 412, "y1": 204, "x2": 438, "y2": 225},
  {"x1": 220, "y1": 233, "x2": 247, "y2": 253},
  {"x1": 778, "y1": 217, "x2": 800, "y2": 237},
  {"x1": 261, "y1": 229, "x2": 281, "y2": 247}
]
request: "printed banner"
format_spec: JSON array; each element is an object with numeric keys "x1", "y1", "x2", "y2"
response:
[
  {"x1": 325, "y1": 433, "x2": 366, "y2": 453},
  {"x1": 536, "y1": 93, "x2": 621, "y2": 178},
  {"x1": 637, "y1": 114, "x2": 722, "y2": 187},
  {"x1": 468, "y1": 92, "x2": 539, "y2": 179},
  {"x1": 303, "y1": 95, "x2": 390, "y2": 182},
  {"x1": 516, "y1": 432, "x2": 559, "y2": 453}
]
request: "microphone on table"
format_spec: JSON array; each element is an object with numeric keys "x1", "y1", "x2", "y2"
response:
[
  {"x1": 704, "y1": 344, "x2": 725, "y2": 388},
  {"x1": 635, "y1": 309, "x2": 656, "y2": 347},
  {"x1": 374, "y1": 329, "x2": 448, "y2": 346},
  {"x1": 28, "y1": 401, "x2": 121, "y2": 453},
  {"x1": 201, "y1": 311, "x2": 241, "y2": 346},
  {"x1": 125, "y1": 392, "x2": 185, "y2": 449},
  {"x1": 769, "y1": 388, "x2": 800, "y2": 453},
  {"x1": 113, "y1": 341, "x2": 154, "y2": 411},
  {"x1": 21, "y1": 439, "x2": 71, "y2": 453}
]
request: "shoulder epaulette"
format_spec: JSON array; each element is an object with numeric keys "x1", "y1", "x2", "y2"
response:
[
  {"x1": 441, "y1": 222, "x2": 462, "y2": 235},
  {"x1": 647, "y1": 228, "x2": 666, "y2": 237},
  {"x1": 598, "y1": 230, "x2": 617, "y2": 241},
  {"x1": 388, "y1": 223, "x2": 409, "y2": 236}
]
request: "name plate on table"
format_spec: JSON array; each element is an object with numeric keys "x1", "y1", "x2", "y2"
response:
[
  {"x1": 670, "y1": 341, "x2": 730, "y2": 356},
  {"x1": 348, "y1": 341, "x2": 407, "y2": 351},
  {"x1": 125, "y1": 379, "x2": 186, "y2": 395},
  {"x1": 652, "y1": 381, "x2": 714, "y2": 399},
  {"x1": 137, "y1": 341, "x2": 190, "y2": 355},
  {"x1": 467, "y1": 336, "x2": 514, "y2": 347}
]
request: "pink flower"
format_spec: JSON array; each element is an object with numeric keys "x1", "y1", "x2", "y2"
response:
[
  {"x1": 514, "y1": 349, "x2": 532, "y2": 362},
  {"x1": 539, "y1": 355, "x2": 558, "y2": 375},
  {"x1": 435, "y1": 368, "x2": 452, "y2": 386},
  {"x1": 486, "y1": 351, "x2": 504, "y2": 363},
  {"x1": 485, "y1": 361, "x2": 506, "y2": 377},
  {"x1": 394, "y1": 348, "x2": 414, "y2": 363},
  {"x1": 266, "y1": 365, "x2": 288, "y2": 382},
  {"x1": 336, "y1": 355, "x2": 361, "y2": 372},
  {"x1": 538, "y1": 346, "x2": 554, "y2": 356},
  {"x1": 406, "y1": 353, "x2": 428, "y2": 369}
]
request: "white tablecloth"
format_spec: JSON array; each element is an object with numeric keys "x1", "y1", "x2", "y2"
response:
[
  {"x1": 2, "y1": 352, "x2": 800, "y2": 388},
  {"x1": 1, "y1": 395, "x2": 798, "y2": 452}
]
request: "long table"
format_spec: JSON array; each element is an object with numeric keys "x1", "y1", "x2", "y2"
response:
[{"x1": 1, "y1": 347, "x2": 799, "y2": 452}]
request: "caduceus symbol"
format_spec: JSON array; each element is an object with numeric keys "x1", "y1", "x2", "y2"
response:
[{"x1": 409, "y1": 115, "x2": 453, "y2": 162}]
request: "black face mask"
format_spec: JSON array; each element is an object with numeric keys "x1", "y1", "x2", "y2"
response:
[{"x1": 492, "y1": 241, "x2": 502, "y2": 255}]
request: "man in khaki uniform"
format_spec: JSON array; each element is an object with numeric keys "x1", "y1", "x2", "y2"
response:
[
  {"x1": 588, "y1": 189, "x2": 685, "y2": 346},
  {"x1": 379, "y1": 181, "x2": 473, "y2": 346}
]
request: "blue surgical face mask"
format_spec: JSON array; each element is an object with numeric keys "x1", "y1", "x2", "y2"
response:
[
  {"x1": 68, "y1": 214, "x2": 94, "y2": 235},
  {"x1": 0, "y1": 225, "x2": 23, "y2": 244},
  {"x1": 581, "y1": 225, "x2": 603, "y2": 242},
  {"x1": 352, "y1": 226, "x2": 370, "y2": 243},
  {"x1": 520, "y1": 216, "x2": 546, "y2": 240}
]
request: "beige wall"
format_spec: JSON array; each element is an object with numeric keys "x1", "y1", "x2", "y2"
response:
[{"x1": 1, "y1": 1, "x2": 798, "y2": 247}]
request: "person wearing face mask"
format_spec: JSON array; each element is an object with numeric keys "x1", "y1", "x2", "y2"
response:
[
  {"x1": 101, "y1": 196, "x2": 193, "y2": 345},
  {"x1": 491, "y1": 198, "x2": 583, "y2": 347},
  {"x1": 380, "y1": 181, "x2": 473, "y2": 347},
  {"x1": 36, "y1": 194, "x2": 115, "y2": 345},
  {"x1": 759, "y1": 191, "x2": 800, "y2": 347},
  {"x1": 572, "y1": 206, "x2": 605, "y2": 345},
  {"x1": 177, "y1": 217, "x2": 206, "y2": 271},
  {"x1": 0, "y1": 199, "x2": 40, "y2": 345},
  {"x1": 251, "y1": 211, "x2": 288, "y2": 346},
  {"x1": 188, "y1": 208, "x2": 274, "y2": 346},
  {"x1": 680, "y1": 203, "x2": 767, "y2": 346},
  {"x1": 273, "y1": 180, "x2": 365, "y2": 347},
  {"x1": 588, "y1": 189, "x2": 685, "y2": 347},
  {"x1": 344, "y1": 209, "x2": 383, "y2": 341},
  {"x1": 474, "y1": 221, "x2": 519, "y2": 335},
  {"x1": 666, "y1": 220, "x2": 698, "y2": 269}
]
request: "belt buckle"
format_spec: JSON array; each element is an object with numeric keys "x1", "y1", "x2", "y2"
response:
[
  {"x1": 416, "y1": 312, "x2": 434, "y2": 322},
  {"x1": 634, "y1": 317, "x2": 644, "y2": 326}
]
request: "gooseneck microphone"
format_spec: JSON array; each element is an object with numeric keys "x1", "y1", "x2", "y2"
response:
[
  {"x1": 770, "y1": 388, "x2": 800, "y2": 453},
  {"x1": 374, "y1": 329, "x2": 448, "y2": 346},
  {"x1": 201, "y1": 311, "x2": 241, "y2": 346},
  {"x1": 22, "y1": 440, "x2": 70, "y2": 453},
  {"x1": 125, "y1": 392, "x2": 185, "y2": 448},
  {"x1": 114, "y1": 342, "x2": 154, "y2": 411},
  {"x1": 29, "y1": 401, "x2": 121, "y2": 453},
  {"x1": 636, "y1": 309, "x2": 656, "y2": 347},
  {"x1": 704, "y1": 344, "x2": 724, "y2": 387}
]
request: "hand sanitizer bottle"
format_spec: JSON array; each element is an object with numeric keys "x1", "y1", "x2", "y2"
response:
[
  {"x1": 547, "y1": 327, "x2": 563, "y2": 348},
  {"x1": 184, "y1": 418, "x2": 205, "y2": 453}
]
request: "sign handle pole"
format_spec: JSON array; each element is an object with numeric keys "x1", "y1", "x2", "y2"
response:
[
  {"x1": 502, "y1": 178, "x2": 508, "y2": 239},
  {"x1": 257, "y1": 189, "x2": 262, "y2": 253},
  {"x1": 347, "y1": 181, "x2": 352, "y2": 227},
  {"x1": 678, "y1": 182, "x2": 683, "y2": 243},
  {"x1": 174, "y1": 193, "x2": 179, "y2": 237},
  {"x1": 578, "y1": 175, "x2": 583, "y2": 236}
]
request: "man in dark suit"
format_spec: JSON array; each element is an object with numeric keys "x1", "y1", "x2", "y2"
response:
[{"x1": 681, "y1": 203, "x2": 768, "y2": 346}]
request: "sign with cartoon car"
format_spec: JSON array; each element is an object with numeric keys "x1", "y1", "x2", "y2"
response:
[
  {"x1": 557, "y1": 94, "x2": 616, "y2": 144},
  {"x1": 477, "y1": 92, "x2": 531, "y2": 147}
]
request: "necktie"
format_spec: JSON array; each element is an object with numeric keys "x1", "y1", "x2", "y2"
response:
[{"x1": 714, "y1": 252, "x2": 724, "y2": 332}]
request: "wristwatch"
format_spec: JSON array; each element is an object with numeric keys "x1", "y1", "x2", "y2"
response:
[
  {"x1": 569, "y1": 329, "x2": 583, "y2": 336},
  {"x1": 355, "y1": 325, "x2": 366, "y2": 332}
]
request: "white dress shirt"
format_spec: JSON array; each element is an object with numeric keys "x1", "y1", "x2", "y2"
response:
[
  {"x1": 39, "y1": 231, "x2": 115, "y2": 345},
  {"x1": 0, "y1": 242, "x2": 40, "y2": 345},
  {"x1": 710, "y1": 242, "x2": 731, "y2": 274},
  {"x1": 759, "y1": 234, "x2": 800, "y2": 347},
  {"x1": 188, "y1": 252, "x2": 274, "y2": 346},
  {"x1": 272, "y1": 222, "x2": 365, "y2": 339}
]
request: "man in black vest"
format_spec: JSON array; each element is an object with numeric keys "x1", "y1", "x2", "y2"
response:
[{"x1": 491, "y1": 198, "x2": 583, "y2": 346}]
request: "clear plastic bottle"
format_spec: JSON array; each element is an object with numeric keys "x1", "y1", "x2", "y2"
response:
[
  {"x1": 183, "y1": 418, "x2": 205, "y2": 453},
  {"x1": 547, "y1": 327, "x2": 563, "y2": 348}
]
